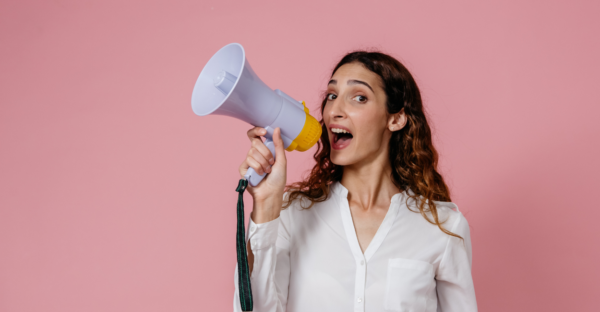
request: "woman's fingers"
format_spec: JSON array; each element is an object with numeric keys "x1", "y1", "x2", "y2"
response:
[
  {"x1": 239, "y1": 157, "x2": 265, "y2": 177},
  {"x1": 239, "y1": 160, "x2": 248, "y2": 177},
  {"x1": 240, "y1": 126, "x2": 283, "y2": 180},
  {"x1": 246, "y1": 127, "x2": 274, "y2": 164},
  {"x1": 247, "y1": 127, "x2": 267, "y2": 140},
  {"x1": 248, "y1": 147, "x2": 272, "y2": 174},
  {"x1": 246, "y1": 156, "x2": 268, "y2": 176},
  {"x1": 272, "y1": 127, "x2": 287, "y2": 168},
  {"x1": 239, "y1": 150, "x2": 272, "y2": 177},
  {"x1": 252, "y1": 141, "x2": 274, "y2": 165}
]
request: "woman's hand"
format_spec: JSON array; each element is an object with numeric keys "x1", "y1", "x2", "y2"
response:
[{"x1": 239, "y1": 127, "x2": 287, "y2": 223}]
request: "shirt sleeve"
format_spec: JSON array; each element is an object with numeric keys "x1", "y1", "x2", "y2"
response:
[
  {"x1": 436, "y1": 213, "x2": 478, "y2": 312},
  {"x1": 233, "y1": 212, "x2": 292, "y2": 312}
]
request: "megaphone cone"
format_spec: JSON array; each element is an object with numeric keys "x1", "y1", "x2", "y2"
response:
[{"x1": 192, "y1": 43, "x2": 321, "y2": 186}]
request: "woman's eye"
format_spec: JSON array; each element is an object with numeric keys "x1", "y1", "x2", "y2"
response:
[
  {"x1": 327, "y1": 93, "x2": 337, "y2": 101},
  {"x1": 353, "y1": 95, "x2": 367, "y2": 103}
]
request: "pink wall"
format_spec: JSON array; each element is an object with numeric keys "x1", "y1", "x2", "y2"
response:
[{"x1": 1, "y1": 0, "x2": 599, "y2": 311}]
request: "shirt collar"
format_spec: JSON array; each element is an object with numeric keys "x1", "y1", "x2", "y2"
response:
[
  {"x1": 330, "y1": 181, "x2": 405, "y2": 204},
  {"x1": 330, "y1": 181, "x2": 348, "y2": 198},
  {"x1": 403, "y1": 187, "x2": 460, "y2": 211}
]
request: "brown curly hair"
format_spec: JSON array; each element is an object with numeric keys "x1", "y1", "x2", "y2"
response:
[{"x1": 284, "y1": 51, "x2": 460, "y2": 238}]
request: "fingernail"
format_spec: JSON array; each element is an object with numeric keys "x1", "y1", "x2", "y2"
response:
[
  {"x1": 269, "y1": 158, "x2": 274, "y2": 165},
  {"x1": 266, "y1": 166, "x2": 272, "y2": 173},
  {"x1": 261, "y1": 129, "x2": 267, "y2": 134}
]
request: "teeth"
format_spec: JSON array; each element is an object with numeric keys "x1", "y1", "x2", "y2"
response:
[{"x1": 331, "y1": 128, "x2": 350, "y2": 134}]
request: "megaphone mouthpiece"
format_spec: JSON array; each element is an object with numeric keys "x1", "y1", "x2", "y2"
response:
[{"x1": 214, "y1": 70, "x2": 237, "y2": 96}]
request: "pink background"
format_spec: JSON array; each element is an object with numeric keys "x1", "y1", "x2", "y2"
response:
[{"x1": 1, "y1": 0, "x2": 599, "y2": 311}]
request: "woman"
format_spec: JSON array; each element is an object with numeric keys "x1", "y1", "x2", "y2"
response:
[{"x1": 235, "y1": 51, "x2": 477, "y2": 312}]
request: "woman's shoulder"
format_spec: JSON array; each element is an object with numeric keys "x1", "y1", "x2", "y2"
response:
[
  {"x1": 281, "y1": 189, "x2": 334, "y2": 212},
  {"x1": 280, "y1": 187, "x2": 340, "y2": 222},
  {"x1": 402, "y1": 193, "x2": 469, "y2": 234},
  {"x1": 277, "y1": 190, "x2": 335, "y2": 235},
  {"x1": 433, "y1": 200, "x2": 469, "y2": 234}
]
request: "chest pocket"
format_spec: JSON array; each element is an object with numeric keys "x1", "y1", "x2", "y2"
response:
[{"x1": 384, "y1": 258, "x2": 436, "y2": 312}]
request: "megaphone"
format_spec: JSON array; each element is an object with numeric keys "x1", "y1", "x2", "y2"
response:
[{"x1": 191, "y1": 43, "x2": 322, "y2": 186}]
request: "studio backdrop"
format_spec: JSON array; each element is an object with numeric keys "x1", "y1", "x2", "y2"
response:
[{"x1": 1, "y1": 0, "x2": 599, "y2": 311}]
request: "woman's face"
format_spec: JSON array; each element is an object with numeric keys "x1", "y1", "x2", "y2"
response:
[{"x1": 323, "y1": 62, "x2": 396, "y2": 167}]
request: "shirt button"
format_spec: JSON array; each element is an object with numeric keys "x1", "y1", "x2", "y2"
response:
[
  {"x1": 357, "y1": 298, "x2": 362, "y2": 303},
  {"x1": 360, "y1": 260, "x2": 365, "y2": 265},
  {"x1": 250, "y1": 226, "x2": 256, "y2": 233}
]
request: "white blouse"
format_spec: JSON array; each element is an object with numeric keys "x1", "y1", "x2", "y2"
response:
[{"x1": 234, "y1": 182, "x2": 477, "y2": 312}]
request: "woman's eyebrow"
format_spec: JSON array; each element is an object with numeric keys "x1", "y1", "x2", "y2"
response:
[
  {"x1": 347, "y1": 79, "x2": 373, "y2": 92},
  {"x1": 328, "y1": 79, "x2": 373, "y2": 92}
]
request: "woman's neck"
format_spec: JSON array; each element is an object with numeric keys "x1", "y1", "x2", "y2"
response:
[{"x1": 340, "y1": 152, "x2": 401, "y2": 212}]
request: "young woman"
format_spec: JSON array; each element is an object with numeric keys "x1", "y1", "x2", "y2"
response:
[{"x1": 235, "y1": 51, "x2": 477, "y2": 312}]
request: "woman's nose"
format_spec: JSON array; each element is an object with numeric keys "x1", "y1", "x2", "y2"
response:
[{"x1": 328, "y1": 98, "x2": 346, "y2": 120}]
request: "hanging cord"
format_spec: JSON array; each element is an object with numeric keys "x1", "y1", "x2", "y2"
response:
[{"x1": 235, "y1": 179, "x2": 253, "y2": 311}]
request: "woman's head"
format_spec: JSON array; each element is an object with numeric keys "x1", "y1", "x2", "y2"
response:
[
  {"x1": 323, "y1": 56, "x2": 408, "y2": 168},
  {"x1": 323, "y1": 62, "x2": 403, "y2": 167},
  {"x1": 286, "y1": 50, "x2": 458, "y2": 237}
]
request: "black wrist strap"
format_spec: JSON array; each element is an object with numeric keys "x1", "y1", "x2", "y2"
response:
[{"x1": 235, "y1": 179, "x2": 253, "y2": 311}]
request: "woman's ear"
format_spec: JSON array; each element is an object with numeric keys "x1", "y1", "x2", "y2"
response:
[{"x1": 388, "y1": 108, "x2": 407, "y2": 132}]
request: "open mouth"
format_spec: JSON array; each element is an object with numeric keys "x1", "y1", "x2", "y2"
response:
[{"x1": 331, "y1": 127, "x2": 353, "y2": 150}]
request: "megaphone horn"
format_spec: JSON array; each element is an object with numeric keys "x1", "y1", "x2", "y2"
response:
[{"x1": 192, "y1": 43, "x2": 322, "y2": 186}]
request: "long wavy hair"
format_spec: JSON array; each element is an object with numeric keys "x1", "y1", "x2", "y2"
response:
[{"x1": 284, "y1": 51, "x2": 460, "y2": 238}]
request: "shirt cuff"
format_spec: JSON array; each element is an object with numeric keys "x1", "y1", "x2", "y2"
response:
[{"x1": 246, "y1": 217, "x2": 280, "y2": 251}]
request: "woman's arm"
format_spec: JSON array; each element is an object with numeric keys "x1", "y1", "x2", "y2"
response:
[
  {"x1": 233, "y1": 211, "x2": 291, "y2": 312},
  {"x1": 234, "y1": 127, "x2": 290, "y2": 311},
  {"x1": 435, "y1": 213, "x2": 478, "y2": 312},
  {"x1": 239, "y1": 127, "x2": 287, "y2": 223}
]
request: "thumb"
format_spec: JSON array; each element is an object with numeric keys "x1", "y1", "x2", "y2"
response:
[{"x1": 272, "y1": 127, "x2": 287, "y2": 167}]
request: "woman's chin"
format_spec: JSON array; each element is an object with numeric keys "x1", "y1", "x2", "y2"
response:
[{"x1": 330, "y1": 150, "x2": 356, "y2": 167}]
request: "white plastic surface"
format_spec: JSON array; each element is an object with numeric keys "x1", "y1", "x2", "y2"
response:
[{"x1": 191, "y1": 43, "x2": 307, "y2": 186}]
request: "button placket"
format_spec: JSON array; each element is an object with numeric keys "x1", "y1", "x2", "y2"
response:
[
  {"x1": 353, "y1": 256, "x2": 367, "y2": 312},
  {"x1": 336, "y1": 185, "x2": 369, "y2": 312}
]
